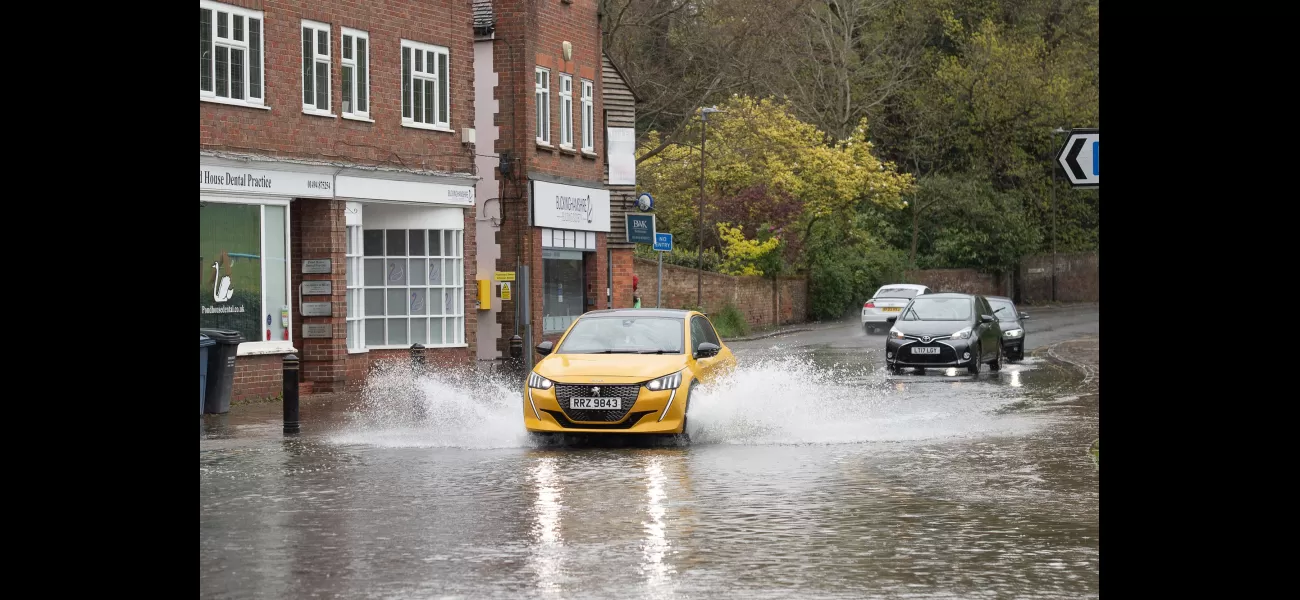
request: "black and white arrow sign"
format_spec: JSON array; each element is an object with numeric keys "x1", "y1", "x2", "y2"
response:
[{"x1": 1056, "y1": 128, "x2": 1098, "y2": 188}]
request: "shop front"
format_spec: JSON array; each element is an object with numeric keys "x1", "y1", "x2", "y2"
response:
[
  {"x1": 201, "y1": 154, "x2": 477, "y2": 401},
  {"x1": 200, "y1": 157, "x2": 336, "y2": 402},
  {"x1": 530, "y1": 179, "x2": 611, "y2": 344}
]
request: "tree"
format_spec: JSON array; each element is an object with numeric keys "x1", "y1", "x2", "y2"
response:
[{"x1": 638, "y1": 95, "x2": 914, "y2": 256}]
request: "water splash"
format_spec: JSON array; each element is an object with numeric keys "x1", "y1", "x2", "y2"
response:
[
  {"x1": 328, "y1": 355, "x2": 1039, "y2": 450},
  {"x1": 329, "y1": 362, "x2": 528, "y2": 450}
]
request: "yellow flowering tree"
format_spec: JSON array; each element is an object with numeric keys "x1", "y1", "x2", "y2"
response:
[{"x1": 637, "y1": 95, "x2": 914, "y2": 265}]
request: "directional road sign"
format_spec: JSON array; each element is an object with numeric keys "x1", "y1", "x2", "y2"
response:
[
  {"x1": 653, "y1": 233, "x2": 673, "y2": 252},
  {"x1": 1057, "y1": 128, "x2": 1098, "y2": 188}
]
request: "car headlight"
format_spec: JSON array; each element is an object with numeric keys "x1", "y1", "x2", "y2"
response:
[
  {"x1": 527, "y1": 372, "x2": 553, "y2": 390},
  {"x1": 1003, "y1": 328, "x2": 1023, "y2": 338},
  {"x1": 645, "y1": 370, "x2": 684, "y2": 391},
  {"x1": 951, "y1": 327, "x2": 972, "y2": 340},
  {"x1": 888, "y1": 328, "x2": 905, "y2": 339}
]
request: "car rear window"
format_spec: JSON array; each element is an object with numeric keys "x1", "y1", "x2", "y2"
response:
[{"x1": 875, "y1": 287, "x2": 920, "y2": 299}]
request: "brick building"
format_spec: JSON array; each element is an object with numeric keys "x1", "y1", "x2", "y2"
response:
[
  {"x1": 199, "y1": 0, "x2": 480, "y2": 402},
  {"x1": 472, "y1": 0, "x2": 642, "y2": 369}
]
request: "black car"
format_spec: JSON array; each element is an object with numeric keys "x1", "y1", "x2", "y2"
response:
[
  {"x1": 986, "y1": 296, "x2": 1030, "y2": 362},
  {"x1": 884, "y1": 293, "x2": 1003, "y2": 374}
]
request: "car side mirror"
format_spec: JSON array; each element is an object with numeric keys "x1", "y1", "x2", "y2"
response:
[
  {"x1": 885, "y1": 316, "x2": 897, "y2": 324},
  {"x1": 536, "y1": 341, "x2": 554, "y2": 356},
  {"x1": 696, "y1": 342, "x2": 720, "y2": 358},
  {"x1": 1019, "y1": 313, "x2": 1030, "y2": 320},
  {"x1": 980, "y1": 314, "x2": 995, "y2": 323}
]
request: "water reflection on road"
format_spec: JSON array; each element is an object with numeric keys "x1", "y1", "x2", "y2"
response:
[{"x1": 201, "y1": 325, "x2": 1099, "y2": 599}]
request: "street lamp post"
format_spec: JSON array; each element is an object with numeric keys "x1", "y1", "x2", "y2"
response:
[
  {"x1": 1050, "y1": 127, "x2": 1067, "y2": 302},
  {"x1": 698, "y1": 106, "x2": 723, "y2": 309}
]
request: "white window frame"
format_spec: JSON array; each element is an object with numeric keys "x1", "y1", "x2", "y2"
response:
[
  {"x1": 199, "y1": 194, "x2": 296, "y2": 356},
  {"x1": 302, "y1": 20, "x2": 333, "y2": 116},
  {"x1": 360, "y1": 228, "x2": 466, "y2": 349},
  {"x1": 559, "y1": 75, "x2": 573, "y2": 148},
  {"x1": 401, "y1": 39, "x2": 451, "y2": 131},
  {"x1": 580, "y1": 79, "x2": 595, "y2": 153},
  {"x1": 536, "y1": 68, "x2": 551, "y2": 145},
  {"x1": 346, "y1": 224, "x2": 366, "y2": 353},
  {"x1": 199, "y1": 1, "x2": 267, "y2": 109},
  {"x1": 341, "y1": 28, "x2": 371, "y2": 122}
]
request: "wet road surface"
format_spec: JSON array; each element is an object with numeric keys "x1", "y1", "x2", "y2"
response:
[{"x1": 201, "y1": 305, "x2": 1099, "y2": 599}]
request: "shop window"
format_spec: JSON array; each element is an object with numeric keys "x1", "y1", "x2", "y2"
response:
[
  {"x1": 199, "y1": 200, "x2": 290, "y2": 350},
  {"x1": 543, "y1": 249, "x2": 585, "y2": 333},
  {"x1": 199, "y1": 0, "x2": 264, "y2": 107},
  {"x1": 402, "y1": 39, "x2": 450, "y2": 130},
  {"x1": 345, "y1": 225, "x2": 365, "y2": 352},
  {"x1": 362, "y1": 228, "x2": 464, "y2": 347},
  {"x1": 341, "y1": 28, "x2": 369, "y2": 119}
]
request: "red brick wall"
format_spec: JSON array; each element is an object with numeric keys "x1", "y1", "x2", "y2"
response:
[
  {"x1": 490, "y1": 0, "x2": 608, "y2": 357},
  {"x1": 612, "y1": 248, "x2": 634, "y2": 308},
  {"x1": 290, "y1": 198, "x2": 347, "y2": 393},
  {"x1": 903, "y1": 269, "x2": 1009, "y2": 297},
  {"x1": 200, "y1": 0, "x2": 476, "y2": 175},
  {"x1": 1018, "y1": 251, "x2": 1099, "y2": 304},
  {"x1": 231, "y1": 354, "x2": 283, "y2": 403},
  {"x1": 633, "y1": 258, "x2": 810, "y2": 330}
]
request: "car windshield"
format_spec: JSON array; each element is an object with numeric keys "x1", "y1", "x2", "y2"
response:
[
  {"x1": 988, "y1": 299, "x2": 1019, "y2": 322},
  {"x1": 555, "y1": 316, "x2": 684, "y2": 354},
  {"x1": 902, "y1": 297, "x2": 973, "y2": 321},
  {"x1": 875, "y1": 287, "x2": 921, "y2": 299}
]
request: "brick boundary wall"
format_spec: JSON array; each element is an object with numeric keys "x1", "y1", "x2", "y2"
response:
[{"x1": 632, "y1": 258, "x2": 808, "y2": 329}]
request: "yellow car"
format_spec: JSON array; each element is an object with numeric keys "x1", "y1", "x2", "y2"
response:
[{"x1": 523, "y1": 309, "x2": 737, "y2": 437}]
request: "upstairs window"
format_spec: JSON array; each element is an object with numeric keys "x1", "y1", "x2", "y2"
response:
[
  {"x1": 581, "y1": 79, "x2": 594, "y2": 152},
  {"x1": 302, "y1": 21, "x2": 331, "y2": 114},
  {"x1": 341, "y1": 28, "x2": 369, "y2": 119},
  {"x1": 200, "y1": 1, "x2": 264, "y2": 107},
  {"x1": 535, "y1": 68, "x2": 550, "y2": 144},
  {"x1": 402, "y1": 40, "x2": 450, "y2": 130}
]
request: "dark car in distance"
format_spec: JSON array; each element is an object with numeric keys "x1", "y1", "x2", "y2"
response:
[
  {"x1": 986, "y1": 296, "x2": 1030, "y2": 362},
  {"x1": 884, "y1": 293, "x2": 1003, "y2": 374}
]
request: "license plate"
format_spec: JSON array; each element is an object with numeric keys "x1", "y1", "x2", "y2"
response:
[
  {"x1": 912, "y1": 346, "x2": 940, "y2": 355},
  {"x1": 882, "y1": 307, "x2": 901, "y2": 312},
  {"x1": 569, "y1": 397, "x2": 621, "y2": 410}
]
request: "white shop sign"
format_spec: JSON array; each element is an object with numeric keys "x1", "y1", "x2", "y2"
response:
[
  {"x1": 336, "y1": 176, "x2": 475, "y2": 206},
  {"x1": 200, "y1": 163, "x2": 334, "y2": 198},
  {"x1": 532, "y1": 180, "x2": 611, "y2": 232},
  {"x1": 607, "y1": 127, "x2": 636, "y2": 185}
]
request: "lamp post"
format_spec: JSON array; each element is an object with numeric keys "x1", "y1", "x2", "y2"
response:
[
  {"x1": 1050, "y1": 126, "x2": 1067, "y2": 302},
  {"x1": 698, "y1": 106, "x2": 723, "y2": 309}
]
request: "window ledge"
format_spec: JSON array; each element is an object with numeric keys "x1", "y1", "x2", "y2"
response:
[
  {"x1": 559, "y1": 145, "x2": 578, "y2": 155},
  {"x1": 237, "y1": 341, "x2": 298, "y2": 356},
  {"x1": 342, "y1": 113, "x2": 374, "y2": 123},
  {"x1": 403, "y1": 121, "x2": 454, "y2": 133},
  {"x1": 201, "y1": 96, "x2": 270, "y2": 110},
  {"x1": 367, "y1": 344, "x2": 468, "y2": 350},
  {"x1": 304, "y1": 109, "x2": 337, "y2": 119},
  {"x1": 581, "y1": 150, "x2": 598, "y2": 159},
  {"x1": 348, "y1": 348, "x2": 370, "y2": 354}
]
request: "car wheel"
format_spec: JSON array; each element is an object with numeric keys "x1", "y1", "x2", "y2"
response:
[
  {"x1": 988, "y1": 346, "x2": 1002, "y2": 371},
  {"x1": 967, "y1": 344, "x2": 981, "y2": 374},
  {"x1": 888, "y1": 362, "x2": 903, "y2": 374},
  {"x1": 674, "y1": 383, "x2": 696, "y2": 442}
]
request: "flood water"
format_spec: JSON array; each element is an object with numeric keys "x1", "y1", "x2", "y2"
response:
[{"x1": 201, "y1": 317, "x2": 1099, "y2": 599}]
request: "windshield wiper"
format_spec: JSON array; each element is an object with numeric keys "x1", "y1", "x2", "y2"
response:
[
  {"x1": 596, "y1": 349, "x2": 642, "y2": 354},
  {"x1": 637, "y1": 349, "x2": 673, "y2": 354}
]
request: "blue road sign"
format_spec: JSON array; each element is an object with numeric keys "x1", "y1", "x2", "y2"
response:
[{"x1": 653, "y1": 233, "x2": 673, "y2": 252}]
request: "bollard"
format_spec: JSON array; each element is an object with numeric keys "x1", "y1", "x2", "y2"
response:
[
  {"x1": 410, "y1": 343, "x2": 426, "y2": 374},
  {"x1": 283, "y1": 354, "x2": 300, "y2": 435},
  {"x1": 509, "y1": 335, "x2": 523, "y2": 359}
]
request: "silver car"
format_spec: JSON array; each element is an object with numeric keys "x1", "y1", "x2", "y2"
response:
[{"x1": 862, "y1": 283, "x2": 933, "y2": 334}]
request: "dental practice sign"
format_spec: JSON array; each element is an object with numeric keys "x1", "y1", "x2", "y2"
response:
[{"x1": 531, "y1": 180, "x2": 611, "y2": 232}]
